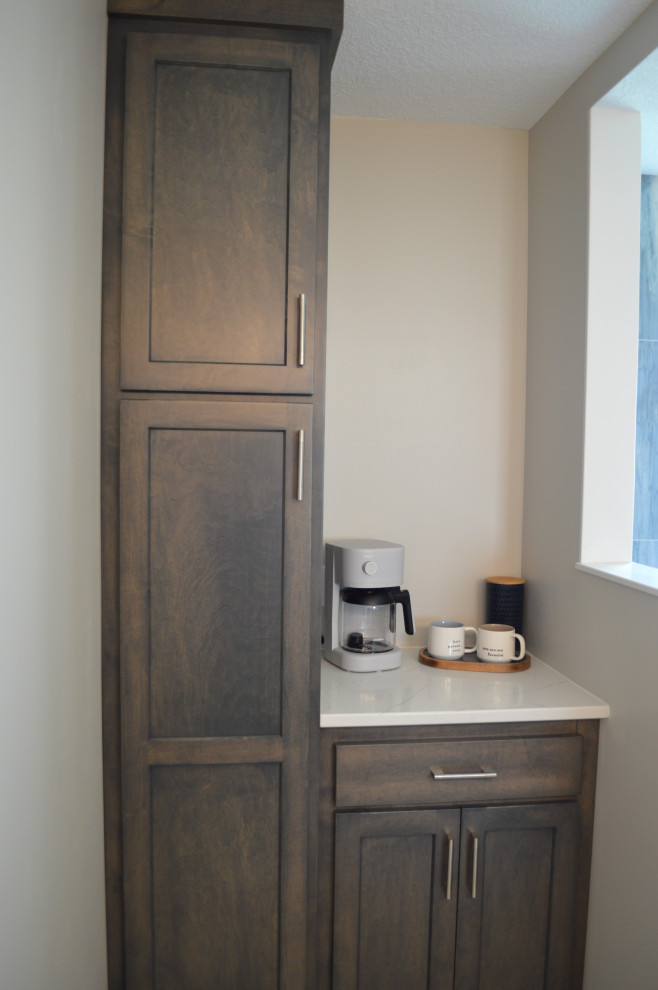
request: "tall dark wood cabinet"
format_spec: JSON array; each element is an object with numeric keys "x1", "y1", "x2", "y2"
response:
[{"x1": 101, "y1": 3, "x2": 342, "y2": 987}]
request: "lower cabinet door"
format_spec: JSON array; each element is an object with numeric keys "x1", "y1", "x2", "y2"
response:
[
  {"x1": 119, "y1": 398, "x2": 313, "y2": 989},
  {"x1": 332, "y1": 809, "x2": 461, "y2": 990},
  {"x1": 454, "y1": 802, "x2": 580, "y2": 990}
]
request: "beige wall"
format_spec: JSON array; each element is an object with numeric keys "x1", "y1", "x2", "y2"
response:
[
  {"x1": 525, "y1": 3, "x2": 658, "y2": 985},
  {"x1": 0, "y1": 1, "x2": 107, "y2": 987},
  {"x1": 325, "y1": 117, "x2": 528, "y2": 642}
]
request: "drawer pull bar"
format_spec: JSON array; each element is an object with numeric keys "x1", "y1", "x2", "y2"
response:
[
  {"x1": 445, "y1": 831, "x2": 454, "y2": 901},
  {"x1": 470, "y1": 831, "x2": 479, "y2": 899},
  {"x1": 298, "y1": 293, "x2": 306, "y2": 367},
  {"x1": 430, "y1": 765, "x2": 497, "y2": 781}
]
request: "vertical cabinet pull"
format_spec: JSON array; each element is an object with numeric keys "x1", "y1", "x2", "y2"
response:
[
  {"x1": 298, "y1": 293, "x2": 306, "y2": 367},
  {"x1": 470, "y1": 830, "x2": 479, "y2": 899},
  {"x1": 444, "y1": 831, "x2": 454, "y2": 901},
  {"x1": 296, "y1": 429, "x2": 305, "y2": 501}
]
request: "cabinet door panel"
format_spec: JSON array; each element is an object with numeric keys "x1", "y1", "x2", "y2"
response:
[
  {"x1": 119, "y1": 398, "x2": 312, "y2": 989},
  {"x1": 148, "y1": 425, "x2": 284, "y2": 737},
  {"x1": 149, "y1": 62, "x2": 288, "y2": 368},
  {"x1": 152, "y1": 764, "x2": 280, "y2": 990},
  {"x1": 121, "y1": 32, "x2": 319, "y2": 393},
  {"x1": 454, "y1": 803, "x2": 580, "y2": 990},
  {"x1": 333, "y1": 810, "x2": 460, "y2": 990}
]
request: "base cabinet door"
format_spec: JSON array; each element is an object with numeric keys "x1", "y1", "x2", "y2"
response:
[
  {"x1": 332, "y1": 809, "x2": 461, "y2": 990},
  {"x1": 454, "y1": 803, "x2": 580, "y2": 990},
  {"x1": 332, "y1": 802, "x2": 580, "y2": 990},
  {"x1": 119, "y1": 398, "x2": 313, "y2": 989}
]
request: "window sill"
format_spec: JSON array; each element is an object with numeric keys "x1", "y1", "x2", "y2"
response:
[{"x1": 576, "y1": 561, "x2": 658, "y2": 596}]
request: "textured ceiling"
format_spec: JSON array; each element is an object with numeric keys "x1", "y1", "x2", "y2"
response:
[{"x1": 331, "y1": 0, "x2": 657, "y2": 130}]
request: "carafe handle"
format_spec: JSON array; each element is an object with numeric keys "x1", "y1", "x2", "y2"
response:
[{"x1": 391, "y1": 588, "x2": 414, "y2": 635}]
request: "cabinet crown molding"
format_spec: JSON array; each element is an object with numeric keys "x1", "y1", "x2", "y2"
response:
[{"x1": 108, "y1": 0, "x2": 343, "y2": 54}]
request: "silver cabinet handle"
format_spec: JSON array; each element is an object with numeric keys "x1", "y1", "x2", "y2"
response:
[
  {"x1": 470, "y1": 830, "x2": 479, "y2": 899},
  {"x1": 445, "y1": 831, "x2": 454, "y2": 901},
  {"x1": 296, "y1": 429, "x2": 305, "y2": 501},
  {"x1": 430, "y1": 765, "x2": 497, "y2": 780},
  {"x1": 298, "y1": 293, "x2": 306, "y2": 367}
]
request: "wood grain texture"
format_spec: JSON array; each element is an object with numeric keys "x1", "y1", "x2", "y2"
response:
[
  {"x1": 454, "y1": 803, "x2": 580, "y2": 990},
  {"x1": 108, "y1": 0, "x2": 343, "y2": 49},
  {"x1": 357, "y1": 834, "x2": 434, "y2": 985},
  {"x1": 152, "y1": 764, "x2": 280, "y2": 990},
  {"x1": 119, "y1": 396, "x2": 312, "y2": 744},
  {"x1": 477, "y1": 826, "x2": 554, "y2": 988},
  {"x1": 147, "y1": 735, "x2": 284, "y2": 764},
  {"x1": 418, "y1": 647, "x2": 530, "y2": 673},
  {"x1": 118, "y1": 398, "x2": 313, "y2": 988},
  {"x1": 148, "y1": 425, "x2": 284, "y2": 737},
  {"x1": 317, "y1": 722, "x2": 600, "y2": 990},
  {"x1": 100, "y1": 25, "x2": 128, "y2": 988},
  {"x1": 149, "y1": 60, "x2": 289, "y2": 365},
  {"x1": 333, "y1": 810, "x2": 460, "y2": 990},
  {"x1": 570, "y1": 719, "x2": 600, "y2": 988},
  {"x1": 120, "y1": 31, "x2": 319, "y2": 393},
  {"x1": 334, "y1": 735, "x2": 583, "y2": 808},
  {"x1": 102, "y1": 9, "x2": 339, "y2": 985}
]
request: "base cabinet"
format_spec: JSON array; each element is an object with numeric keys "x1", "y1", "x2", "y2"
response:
[
  {"x1": 333, "y1": 802, "x2": 579, "y2": 990},
  {"x1": 318, "y1": 722, "x2": 600, "y2": 990}
]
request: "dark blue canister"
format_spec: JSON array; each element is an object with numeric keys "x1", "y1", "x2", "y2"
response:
[{"x1": 485, "y1": 576, "x2": 525, "y2": 635}]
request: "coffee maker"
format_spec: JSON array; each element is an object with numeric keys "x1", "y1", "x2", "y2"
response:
[{"x1": 323, "y1": 539, "x2": 414, "y2": 672}]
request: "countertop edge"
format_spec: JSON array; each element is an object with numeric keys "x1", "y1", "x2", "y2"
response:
[{"x1": 320, "y1": 704, "x2": 610, "y2": 728}]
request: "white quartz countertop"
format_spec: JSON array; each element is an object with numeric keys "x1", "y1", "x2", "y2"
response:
[{"x1": 320, "y1": 648, "x2": 610, "y2": 727}]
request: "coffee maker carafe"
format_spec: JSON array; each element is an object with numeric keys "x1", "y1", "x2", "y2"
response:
[{"x1": 324, "y1": 539, "x2": 414, "y2": 672}]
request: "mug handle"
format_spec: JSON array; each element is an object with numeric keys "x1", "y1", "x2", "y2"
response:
[
  {"x1": 514, "y1": 633, "x2": 526, "y2": 659},
  {"x1": 463, "y1": 627, "x2": 478, "y2": 654}
]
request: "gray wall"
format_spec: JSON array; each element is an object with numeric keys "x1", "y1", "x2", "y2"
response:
[
  {"x1": 525, "y1": 4, "x2": 658, "y2": 985},
  {"x1": 0, "y1": 1, "x2": 108, "y2": 987}
]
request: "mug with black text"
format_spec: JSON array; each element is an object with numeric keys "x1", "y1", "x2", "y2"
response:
[
  {"x1": 428, "y1": 620, "x2": 478, "y2": 660},
  {"x1": 476, "y1": 623, "x2": 525, "y2": 662}
]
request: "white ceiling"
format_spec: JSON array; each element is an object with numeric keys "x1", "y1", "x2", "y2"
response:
[{"x1": 331, "y1": 0, "x2": 657, "y2": 130}]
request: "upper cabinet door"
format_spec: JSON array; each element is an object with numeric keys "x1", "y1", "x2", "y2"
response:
[{"x1": 120, "y1": 32, "x2": 319, "y2": 393}]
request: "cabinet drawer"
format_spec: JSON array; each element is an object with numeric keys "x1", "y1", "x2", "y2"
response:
[{"x1": 334, "y1": 735, "x2": 583, "y2": 808}]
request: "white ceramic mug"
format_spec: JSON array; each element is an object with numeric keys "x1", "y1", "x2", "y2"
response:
[
  {"x1": 428, "y1": 620, "x2": 478, "y2": 660},
  {"x1": 477, "y1": 623, "x2": 525, "y2": 662}
]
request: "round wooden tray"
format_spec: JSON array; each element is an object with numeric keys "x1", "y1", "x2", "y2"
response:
[{"x1": 418, "y1": 647, "x2": 531, "y2": 673}]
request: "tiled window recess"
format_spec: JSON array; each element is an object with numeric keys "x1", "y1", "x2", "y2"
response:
[{"x1": 634, "y1": 175, "x2": 658, "y2": 566}]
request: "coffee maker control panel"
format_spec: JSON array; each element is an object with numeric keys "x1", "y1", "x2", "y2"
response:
[{"x1": 335, "y1": 539, "x2": 405, "y2": 589}]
